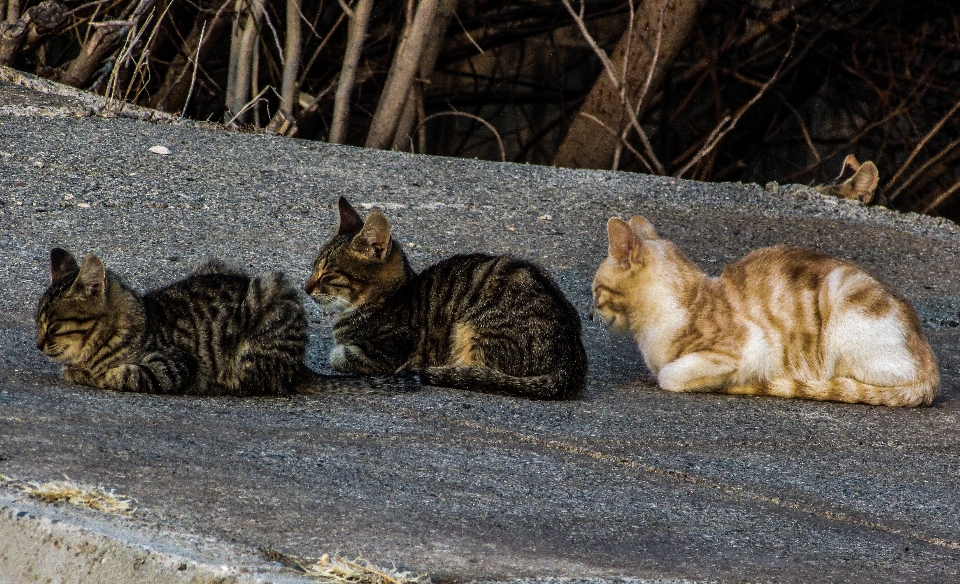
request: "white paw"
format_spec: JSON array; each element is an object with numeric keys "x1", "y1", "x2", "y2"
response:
[{"x1": 329, "y1": 345, "x2": 350, "y2": 371}]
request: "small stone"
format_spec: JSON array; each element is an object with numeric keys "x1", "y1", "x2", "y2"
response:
[
  {"x1": 77, "y1": 202, "x2": 91, "y2": 208},
  {"x1": 149, "y1": 145, "x2": 171, "y2": 155}
]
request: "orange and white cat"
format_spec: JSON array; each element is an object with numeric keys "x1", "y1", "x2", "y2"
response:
[{"x1": 591, "y1": 215, "x2": 939, "y2": 406}]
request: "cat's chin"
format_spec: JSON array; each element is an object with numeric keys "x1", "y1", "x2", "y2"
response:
[
  {"x1": 594, "y1": 312, "x2": 621, "y2": 331},
  {"x1": 310, "y1": 294, "x2": 353, "y2": 315}
]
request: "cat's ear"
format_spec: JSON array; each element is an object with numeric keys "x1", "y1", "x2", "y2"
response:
[
  {"x1": 73, "y1": 253, "x2": 107, "y2": 298},
  {"x1": 836, "y1": 154, "x2": 861, "y2": 182},
  {"x1": 337, "y1": 197, "x2": 364, "y2": 235},
  {"x1": 607, "y1": 218, "x2": 642, "y2": 264},
  {"x1": 847, "y1": 160, "x2": 879, "y2": 204},
  {"x1": 628, "y1": 215, "x2": 658, "y2": 240},
  {"x1": 50, "y1": 248, "x2": 79, "y2": 282},
  {"x1": 355, "y1": 211, "x2": 392, "y2": 260}
]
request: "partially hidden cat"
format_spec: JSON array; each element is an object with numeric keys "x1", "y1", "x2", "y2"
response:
[
  {"x1": 815, "y1": 154, "x2": 886, "y2": 206},
  {"x1": 591, "y1": 215, "x2": 939, "y2": 406},
  {"x1": 304, "y1": 197, "x2": 588, "y2": 399},
  {"x1": 36, "y1": 248, "x2": 308, "y2": 396}
]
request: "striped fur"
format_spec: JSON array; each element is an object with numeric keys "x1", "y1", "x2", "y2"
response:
[
  {"x1": 36, "y1": 249, "x2": 307, "y2": 396},
  {"x1": 304, "y1": 197, "x2": 587, "y2": 400},
  {"x1": 591, "y1": 215, "x2": 939, "y2": 407}
]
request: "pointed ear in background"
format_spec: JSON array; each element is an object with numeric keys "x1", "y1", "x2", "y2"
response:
[
  {"x1": 847, "y1": 160, "x2": 879, "y2": 204},
  {"x1": 607, "y1": 217, "x2": 641, "y2": 264},
  {"x1": 355, "y1": 211, "x2": 392, "y2": 260},
  {"x1": 836, "y1": 154, "x2": 862, "y2": 182},
  {"x1": 628, "y1": 215, "x2": 658, "y2": 240},
  {"x1": 74, "y1": 253, "x2": 106, "y2": 298},
  {"x1": 337, "y1": 197, "x2": 364, "y2": 235},
  {"x1": 50, "y1": 248, "x2": 79, "y2": 282}
]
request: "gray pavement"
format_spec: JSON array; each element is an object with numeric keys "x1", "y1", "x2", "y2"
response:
[{"x1": 1, "y1": 79, "x2": 959, "y2": 583}]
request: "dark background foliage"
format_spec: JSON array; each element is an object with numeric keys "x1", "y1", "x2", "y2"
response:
[{"x1": 3, "y1": 0, "x2": 958, "y2": 218}]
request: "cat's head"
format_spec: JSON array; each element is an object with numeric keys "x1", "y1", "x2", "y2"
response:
[
  {"x1": 35, "y1": 248, "x2": 114, "y2": 364},
  {"x1": 815, "y1": 154, "x2": 880, "y2": 205},
  {"x1": 590, "y1": 215, "x2": 658, "y2": 331},
  {"x1": 304, "y1": 197, "x2": 412, "y2": 312}
]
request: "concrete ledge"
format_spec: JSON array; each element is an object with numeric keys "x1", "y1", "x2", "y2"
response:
[
  {"x1": 0, "y1": 493, "x2": 310, "y2": 584},
  {"x1": 3, "y1": 74, "x2": 960, "y2": 583}
]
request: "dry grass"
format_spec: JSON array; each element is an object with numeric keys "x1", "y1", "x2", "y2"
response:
[
  {"x1": 1, "y1": 475, "x2": 135, "y2": 515},
  {"x1": 299, "y1": 553, "x2": 429, "y2": 584}
]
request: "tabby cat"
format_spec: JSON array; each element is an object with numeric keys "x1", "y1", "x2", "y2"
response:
[
  {"x1": 591, "y1": 215, "x2": 939, "y2": 406},
  {"x1": 815, "y1": 154, "x2": 885, "y2": 205},
  {"x1": 36, "y1": 248, "x2": 307, "y2": 396},
  {"x1": 304, "y1": 197, "x2": 587, "y2": 399}
]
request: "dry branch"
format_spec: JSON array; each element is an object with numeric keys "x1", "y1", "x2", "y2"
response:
[
  {"x1": 552, "y1": 0, "x2": 707, "y2": 170},
  {"x1": 364, "y1": 0, "x2": 442, "y2": 149},
  {"x1": 328, "y1": 0, "x2": 372, "y2": 143},
  {"x1": 226, "y1": 0, "x2": 266, "y2": 122},
  {"x1": 390, "y1": 0, "x2": 456, "y2": 151}
]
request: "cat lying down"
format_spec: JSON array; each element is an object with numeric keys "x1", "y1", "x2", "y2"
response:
[
  {"x1": 591, "y1": 215, "x2": 939, "y2": 406},
  {"x1": 304, "y1": 197, "x2": 587, "y2": 400}
]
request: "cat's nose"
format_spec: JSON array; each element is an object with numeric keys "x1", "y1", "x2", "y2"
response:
[
  {"x1": 35, "y1": 333, "x2": 46, "y2": 350},
  {"x1": 588, "y1": 307, "x2": 595, "y2": 321}
]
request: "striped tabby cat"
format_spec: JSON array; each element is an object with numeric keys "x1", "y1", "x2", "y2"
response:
[
  {"x1": 36, "y1": 248, "x2": 307, "y2": 396},
  {"x1": 591, "y1": 215, "x2": 939, "y2": 406},
  {"x1": 304, "y1": 197, "x2": 587, "y2": 399}
]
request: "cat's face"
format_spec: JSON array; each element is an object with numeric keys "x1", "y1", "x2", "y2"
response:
[
  {"x1": 305, "y1": 197, "x2": 409, "y2": 312},
  {"x1": 35, "y1": 249, "x2": 109, "y2": 365},
  {"x1": 591, "y1": 216, "x2": 660, "y2": 332}
]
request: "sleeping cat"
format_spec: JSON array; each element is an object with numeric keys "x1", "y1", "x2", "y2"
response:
[
  {"x1": 591, "y1": 215, "x2": 939, "y2": 406},
  {"x1": 36, "y1": 248, "x2": 308, "y2": 396},
  {"x1": 303, "y1": 197, "x2": 587, "y2": 399}
]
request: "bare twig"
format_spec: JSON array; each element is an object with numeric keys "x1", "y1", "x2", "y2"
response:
[
  {"x1": 452, "y1": 9, "x2": 482, "y2": 55},
  {"x1": 365, "y1": 0, "x2": 442, "y2": 149},
  {"x1": 887, "y1": 98, "x2": 960, "y2": 190},
  {"x1": 181, "y1": 19, "x2": 206, "y2": 117},
  {"x1": 414, "y1": 111, "x2": 506, "y2": 162},
  {"x1": 583, "y1": 111, "x2": 655, "y2": 174},
  {"x1": 887, "y1": 136, "x2": 960, "y2": 202},
  {"x1": 920, "y1": 175, "x2": 960, "y2": 215},
  {"x1": 676, "y1": 32, "x2": 796, "y2": 178},
  {"x1": 276, "y1": 0, "x2": 302, "y2": 121},
  {"x1": 559, "y1": 0, "x2": 665, "y2": 174},
  {"x1": 328, "y1": 0, "x2": 371, "y2": 143},
  {"x1": 226, "y1": 83, "x2": 275, "y2": 125}
]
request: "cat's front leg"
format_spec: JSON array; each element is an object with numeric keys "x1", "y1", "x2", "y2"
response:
[
  {"x1": 330, "y1": 343, "x2": 385, "y2": 374},
  {"x1": 100, "y1": 352, "x2": 189, "y2": 394},
  {"x1": 658, "y1": 351, "x2": 738, "y2": 393},
  {"x1": 63, "y1": 366, "x2": 96, "y2": 387},
  {"x1": 395, "y1": 350, "x2": 426, "y2": 374}
]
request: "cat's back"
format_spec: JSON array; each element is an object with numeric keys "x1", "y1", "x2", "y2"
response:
[
  {"x1": 420, "y1": 253, "x2": 577, "y2": 316},
  {"x1": 144, "y1": 264, "x2": 305, "y2": 341},
  {"x1": 146, "y1": 270, "x2": 251, "y2": 316},
  {"x1": 719, "y1": 245, "x2": 920, "y2": 327}
]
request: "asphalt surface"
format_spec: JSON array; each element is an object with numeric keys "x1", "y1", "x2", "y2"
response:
[{"x1": 1, "y1": 80, "x2": 960, "y2": 583}]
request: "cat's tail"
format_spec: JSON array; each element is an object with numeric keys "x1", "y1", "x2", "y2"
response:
[
  {"x1": 723, "y1": 376, "x2": 937, "y2": 407},
  {"x1": 419, "y1": 365, "x2": 582, "y2": 400},
  {"x1": 293, "y1": 367, "x2": 422, "y2": 396}
]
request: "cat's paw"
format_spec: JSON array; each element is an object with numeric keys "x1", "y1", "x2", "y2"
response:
[
  {"x1": 63, "y1": 366, "x2": 95, "y2": 387},
  {"x1": 329, "y1": 344, "x2": 355, "y2": 372}
]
